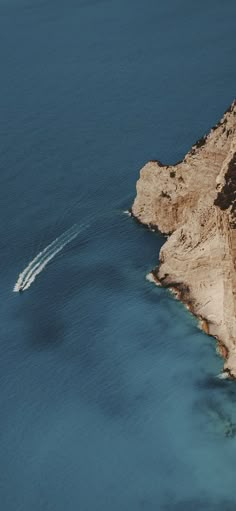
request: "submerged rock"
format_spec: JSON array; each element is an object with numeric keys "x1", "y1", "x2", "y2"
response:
[{"x1": 132, "y1": 100, "x2": 236, "y2": 377}]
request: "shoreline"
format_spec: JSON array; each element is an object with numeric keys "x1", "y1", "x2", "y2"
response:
[{"x1": 146, "y1": 269, "x2": 234, "y2": 380}]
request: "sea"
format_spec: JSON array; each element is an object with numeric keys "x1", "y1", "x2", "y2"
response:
[{"x1": 1, "y1": 0, "x2": 236, "y2": 509}]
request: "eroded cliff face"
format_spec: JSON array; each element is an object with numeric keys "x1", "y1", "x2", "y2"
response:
[{"x1": 132, "y1": 100, "x2": 236, "y2": 377}]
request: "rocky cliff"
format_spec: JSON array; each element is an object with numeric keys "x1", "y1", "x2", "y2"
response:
[{"x1": 132, "y1": 100, "x2": 236, "y2": 378}]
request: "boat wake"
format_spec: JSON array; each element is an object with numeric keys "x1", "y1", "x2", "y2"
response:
[{"x1": 13, "y1": 223, "x2": 87, "y2": 292}]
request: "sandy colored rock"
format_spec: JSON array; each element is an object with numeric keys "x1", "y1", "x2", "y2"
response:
[{"x1": 132, "y1": 100, "x2": 236, "y2": 377}]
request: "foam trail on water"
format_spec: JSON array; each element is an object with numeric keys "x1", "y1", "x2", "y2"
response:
[
  {"x1": 19, "y1": 224, "x2": 79, "y2": 287},
  {"x1": 13, "y1": 223, "x2": 86, "y2": 292}
]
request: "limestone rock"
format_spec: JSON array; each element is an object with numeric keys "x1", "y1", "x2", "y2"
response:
[{"x1": 132, "y1": 100, "x2": 236, "y2": 377}]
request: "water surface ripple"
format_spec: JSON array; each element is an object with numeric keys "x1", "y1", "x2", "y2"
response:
[{"x1": 1, "y1": 0, "x2": 236, "y2": 509}]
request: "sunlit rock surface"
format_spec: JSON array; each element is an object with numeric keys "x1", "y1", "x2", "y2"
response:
[{"x1": 132, "y1": 100, "x2": 236, "y2": 377}]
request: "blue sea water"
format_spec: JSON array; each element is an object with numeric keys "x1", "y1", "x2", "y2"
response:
[{"x1": 1, "y1": 0, "x2": 236, "y2": 509}]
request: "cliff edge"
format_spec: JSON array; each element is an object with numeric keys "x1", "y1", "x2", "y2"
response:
[{"x1": 132, "y1": 100, "x2": 236, "y2": 378}]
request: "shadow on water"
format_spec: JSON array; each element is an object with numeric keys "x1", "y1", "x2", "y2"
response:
[
  {"x1": 162, "y1": 498, "x2": 236, "y2": 511},
  {"x1": 14, "y1": 243, "x2": 155, "y2": 423},
  {"x1": 193, "y1": 372, "x2": 236, "y2": 439}
]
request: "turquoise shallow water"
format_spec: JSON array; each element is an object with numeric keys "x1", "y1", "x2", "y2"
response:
[{"x1": 1, "y1": 0, "x2": 236, "y2": 509}]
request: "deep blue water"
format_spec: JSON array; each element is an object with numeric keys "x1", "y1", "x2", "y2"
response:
[{"x1": 1, "y1": 0, "x2": 236, "y2": 509}]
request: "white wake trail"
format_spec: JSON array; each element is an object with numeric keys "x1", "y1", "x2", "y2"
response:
[
  {"x1": 13, "y1": 223, "x2": 86, "y2": 292},
  {"x1": 14, "y1": 224, "x2": 78, "y2": 289},
  {"x1": 18, "y1": 224, "x2": 79, "y2": 288}
]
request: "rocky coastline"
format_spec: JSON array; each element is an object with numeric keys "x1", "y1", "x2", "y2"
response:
[{"x1": 131, "y1": 100, "x2": 236, "y2": 378}]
